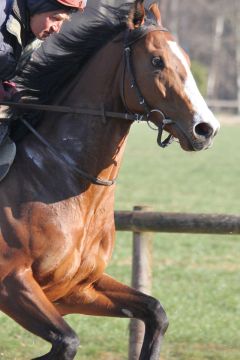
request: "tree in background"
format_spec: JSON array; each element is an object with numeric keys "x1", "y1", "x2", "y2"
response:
[{"x1": 87, "y1": 0, "x2": 239, "y2": 105}]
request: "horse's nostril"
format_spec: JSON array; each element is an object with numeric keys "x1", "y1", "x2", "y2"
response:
[{"x1": 194, "y1": 122, "x2": 214, "y2": 139}]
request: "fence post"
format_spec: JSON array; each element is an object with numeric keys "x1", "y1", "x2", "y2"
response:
[{"x1": 128, "y1": 205, "x2": 153, "y2": 360}]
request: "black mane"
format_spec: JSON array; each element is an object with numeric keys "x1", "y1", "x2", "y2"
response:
[
  {"x1": 15, "y1": 5, "x2": 131, "y2": 104},
  {"x1": 15, "y1": 5, "x2": 157, "y2": 105},
  {"x1": 10, "y1": 5, "x2": 158, "y2": 142}
]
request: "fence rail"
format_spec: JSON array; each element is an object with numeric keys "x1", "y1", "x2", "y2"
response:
[
  {"x1": 207, "y1": 99, "x2": 240, "y2": 112},
  {"x1": 115, "y1": 210, "x2": 240, "y2": 234},
  {"x1": 114, "y1": 207, "x2": 240, "y2": 360}
]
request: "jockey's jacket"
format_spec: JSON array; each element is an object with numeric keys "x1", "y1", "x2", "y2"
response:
[{"x1": 0, "y1": 0, "x2": 34, "y2": 81}]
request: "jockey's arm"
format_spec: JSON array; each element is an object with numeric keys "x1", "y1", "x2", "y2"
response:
[
  {"x1": 0, "y1": 49, "x2": 17, "y2": 80},
  {"x1": 0, "y1": 49, "x2": 17, "y2": 101},
  {"x1": 0, "y1": 42, "x2": 17, "y2": 101}
]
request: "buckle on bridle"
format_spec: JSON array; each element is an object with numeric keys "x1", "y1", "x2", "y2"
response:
[{"x1": 134, "y1": 113, "x2": 146, "y2": 122}]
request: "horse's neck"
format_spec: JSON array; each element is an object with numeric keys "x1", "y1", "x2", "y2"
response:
[
  {"x1": 54, "y1": 39, "x2": 130, "y2": 172},
  {"x1": 61, "y1": 39, "x2": 125, "y2": 110},
  {"x1": 15, "y1": 39, "x2": 131, "y2": 201}
]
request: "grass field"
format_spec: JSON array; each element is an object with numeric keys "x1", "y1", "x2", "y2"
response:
[{"x1": 0, "y1": 116, "x2": 240, "y2": 360}]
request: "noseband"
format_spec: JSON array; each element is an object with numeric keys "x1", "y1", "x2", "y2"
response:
[{"x1": 122, "y1": 28, "x2": 175, "y2": 148}]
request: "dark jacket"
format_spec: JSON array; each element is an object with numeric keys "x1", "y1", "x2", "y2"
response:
[{"x1": 0, "y1": 0, "x2": 34, "y2": 81}]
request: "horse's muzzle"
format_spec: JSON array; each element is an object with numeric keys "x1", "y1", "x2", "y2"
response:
[
  {"x1": 193, "y1": 121, "x2": 219, "y2": 141},
  {"x1": 167, "y1": 118, "x2": 219, "y2": 152}
]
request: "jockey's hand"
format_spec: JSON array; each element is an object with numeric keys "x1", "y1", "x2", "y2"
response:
[
  {"x1": 3, "y1": 81, "x2": 17, "y2": 99},
  {"x1": 0, "y1": 82, "x2": 8, "y2": 101},
  {"x1": 0, "y1": 81, "x2": 17, "y2": 101}
]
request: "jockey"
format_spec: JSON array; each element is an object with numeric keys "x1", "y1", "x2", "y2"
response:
[{"x1": 0, "y1": 0, "x2": 87, "y2": 145}]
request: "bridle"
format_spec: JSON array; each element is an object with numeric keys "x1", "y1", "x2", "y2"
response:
[
  {"x1": 0, "y1": 26, "x2": 176, "y2": 186},
  {"x1": 122, "y1": 27, "x2": 175, "y2": 148}
]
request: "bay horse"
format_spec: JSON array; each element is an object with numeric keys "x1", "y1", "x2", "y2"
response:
[{"x1": 0, "y1": 1, "x2": 219, "y2": 359}]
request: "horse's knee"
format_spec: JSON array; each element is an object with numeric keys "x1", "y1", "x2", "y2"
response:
[
  {"x1": 63, "y1": 333, "x2": 80, "y2": 354},
  {"x1": 51, "y1": 331, "x2": 80, "y2": 359},
  {"x1": 146, "y1": 297, "x2": 169, "y2": 334}
]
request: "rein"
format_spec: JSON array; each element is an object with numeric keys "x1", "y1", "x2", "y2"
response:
[
  {"x1": 0, "y1": 27, "x2": 176, "y2": 186},
  {"x1": 0, "y1": 101, "x2": 148, "y2": 123}
]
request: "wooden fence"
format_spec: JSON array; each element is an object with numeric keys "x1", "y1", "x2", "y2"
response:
[
  {"x1": 114, "y1": 206, "x2": 240, "y2": 360},
  {"x1": 207, "y1": 99, "x2": 240, "y2": 113}
]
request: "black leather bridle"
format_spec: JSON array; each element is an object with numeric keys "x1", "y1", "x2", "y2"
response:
[
  {"x1": 122, "y1": 27, "x2": 175, "y2": 148},
  {"x1": 0, "y1": 26, "x2": 177, "y2": 186}
]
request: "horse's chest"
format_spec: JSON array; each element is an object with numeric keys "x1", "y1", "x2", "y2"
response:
[{"x1": 30, "y1": 200, "x2": 115, "y2": 299}]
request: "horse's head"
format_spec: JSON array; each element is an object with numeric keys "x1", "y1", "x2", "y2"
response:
[{"x1": 124, "y1": 1, "x2": 220, "y2": 151}]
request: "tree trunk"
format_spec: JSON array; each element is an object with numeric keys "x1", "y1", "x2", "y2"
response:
[
  {"x1": 235, "y1": 8, "x2": 240, "y2": 113},
  {"x1": 169, "y1": 0, "x2": 179, "y2": 40},
  {"x1": 207, "y1": 15, "x2": 225, "y2": 99}
]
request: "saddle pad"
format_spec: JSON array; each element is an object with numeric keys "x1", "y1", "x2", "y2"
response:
[{"x1": 0, "y1": 137, "x2": 16, "y2": 182}]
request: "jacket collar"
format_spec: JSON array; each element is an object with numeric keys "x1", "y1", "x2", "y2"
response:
[
  {"x1": 8, "y1": 0, "x2": 34, "y2": 47},
  {"x1": 12, "y1": 0, "x2": 30, "y2": 32}
]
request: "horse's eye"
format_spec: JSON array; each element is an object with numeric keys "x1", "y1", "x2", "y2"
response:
[{"x1": 152, "y1": 56, "x2": 165, "y2": 69}]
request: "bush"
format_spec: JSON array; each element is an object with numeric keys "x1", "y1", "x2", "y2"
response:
[{"x1": 191, "y1": 60, "x2": 208, "y2": 96}]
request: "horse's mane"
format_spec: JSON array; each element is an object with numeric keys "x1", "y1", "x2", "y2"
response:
[
  {"x1": 15, "y1": 5, "x2": 127, "y2": 104},
  {"x1": 10, "y1": 5, "x2": 158, "y2": 142},
  {"x1": 15, "y1": 4, "x2": 157, "y2": 105}
]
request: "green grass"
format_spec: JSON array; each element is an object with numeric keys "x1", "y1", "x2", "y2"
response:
[{"x1": 1, "y1": 121, "x2": 240, "y2": 359}]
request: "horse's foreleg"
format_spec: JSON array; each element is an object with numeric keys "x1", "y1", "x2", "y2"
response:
[
  {"x1": 0, "y1": 268, "x2": 79, "y2": 360},
  {"x1": 56, "y1": 273, "x2": 169, "y2": 360}
]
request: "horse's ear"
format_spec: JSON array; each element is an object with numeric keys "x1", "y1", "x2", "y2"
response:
[
  {"x1": 128, "y1": 0, "x2": 145, "y2": 30},
  {"x1": 149, "y1": 2, "x2": 163, "y2": 27}
]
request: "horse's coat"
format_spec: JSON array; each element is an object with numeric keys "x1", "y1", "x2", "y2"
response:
[{"x1": 0, "y1": 1, "x2": 219, "y2": 359}]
